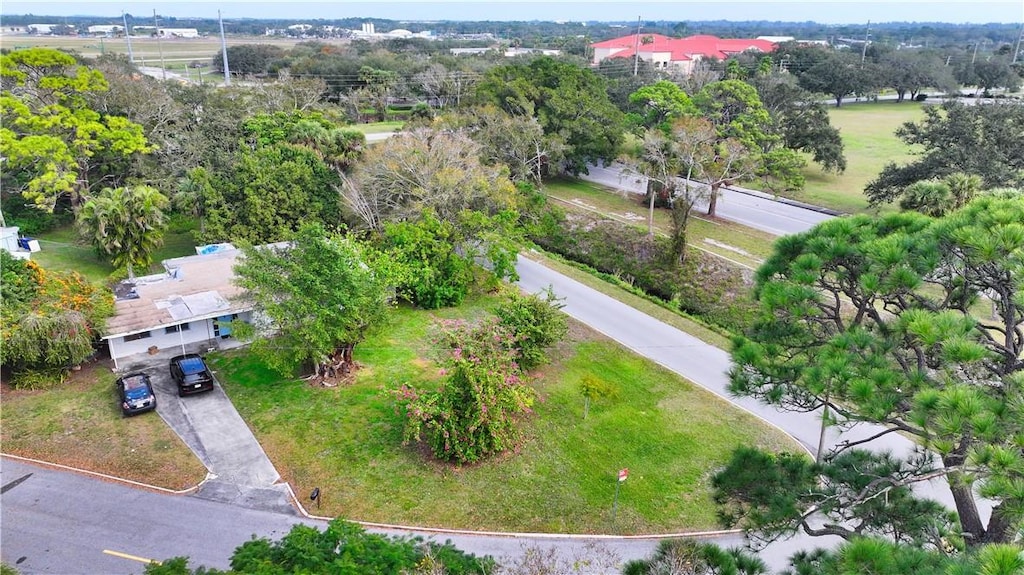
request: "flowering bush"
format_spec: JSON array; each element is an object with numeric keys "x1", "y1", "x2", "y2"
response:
[
  {"x1": 393, "y1": 319, "x2": 534, "y2": 464},
  {"x1": 1, "y1": 253, "x2": 113, "y2": 385}
]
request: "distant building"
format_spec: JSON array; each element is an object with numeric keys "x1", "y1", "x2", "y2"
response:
[
  {"x1": 27, "y1": 23, "x2": 66, "y2": 35},
  {"x1": 757, "y1": 35, "x2": 795, "y2": 43},
  {"x1": 591, "y1": 33, "x2": 777, "y2": 74},
  {"x1": 132, "y1": 25, "x2": 200, "y2": 39},
  {"x1": 87, "y1": 24, "x2": 124, "y2": 36}
]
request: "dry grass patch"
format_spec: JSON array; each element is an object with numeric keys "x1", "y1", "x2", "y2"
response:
[{"x1": 1, "y1": 363, "x2": 207, "y2": 490}]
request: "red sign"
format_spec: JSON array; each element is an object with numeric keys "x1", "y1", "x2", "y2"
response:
[{"x1": 618, "y1": 468, "x2": 628, "y2": 482}]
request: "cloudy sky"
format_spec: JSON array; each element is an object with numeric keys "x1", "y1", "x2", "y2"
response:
[{"x1": 4, "y1": 0, "x2": 1022, "y2": 24}]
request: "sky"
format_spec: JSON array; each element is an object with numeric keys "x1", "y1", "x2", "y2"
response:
[{"x1": 2, "y1": 0, "x2": 1023, "y2": 25}]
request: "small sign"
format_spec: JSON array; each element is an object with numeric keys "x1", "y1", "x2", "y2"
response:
[{"x1": 618, "y1": 468, "x2": 628, "y2": 482}]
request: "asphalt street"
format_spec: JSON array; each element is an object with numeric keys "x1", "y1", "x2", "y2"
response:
[{"x1": 581, "y1": 163, "x2": 835, "y2": 236}]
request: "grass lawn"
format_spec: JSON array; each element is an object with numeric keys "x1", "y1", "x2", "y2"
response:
[
  {"x1": 350, "y1": 121, "x2": 405, "y2": 134},
  {"x1": 213, "y1": 294, "x2": 800, "y2": 534},
  {"x1": 1, "y1": 363, "x2": 208, "y2": 490},
  {"x1": 31, "y1": 218, "x2": 198, "y2": 285},
  {"x1": 544, "y1": 178, "x2": 777, "y2": 268},
  {"x1": 796, "y1": 101, "x2": 927, "y2": 214}
]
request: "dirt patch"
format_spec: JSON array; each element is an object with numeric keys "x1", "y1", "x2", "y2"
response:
[{"x1": 1, "y1": 363, "x2": 208, "y2": 490}]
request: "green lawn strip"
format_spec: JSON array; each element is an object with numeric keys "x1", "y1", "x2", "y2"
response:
[
  {"x1": 350, "y1": 121, "x2": 405, "y2": 134},
  {"x1": 31, "y1": 222, "x2": 197, "y2": 285},
  {"x1": 31, "y1": 226, "x2": 113, "y2": 284},
  {"x1": 519, "y1": 249, "x2": 733, "y2": 350},
  {"x1": 215, "y1": 296, "x2": 796, "y2": 533},
  {"x1": 543, "y1": 178, "x2": 776, "y2": 267},
  {"x1": 0, "y1": 364, "x2": 208, "y2": 490},
  {"x1": 795, "y1": 101, "x2": 927, "y2": 214}
]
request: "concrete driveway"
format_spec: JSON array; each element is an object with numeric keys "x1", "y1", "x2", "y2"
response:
[{"x1": 120, "y1": 348, "x2": 294, "y2": 514}]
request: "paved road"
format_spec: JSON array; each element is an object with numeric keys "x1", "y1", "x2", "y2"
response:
[
  {"x1": 581, "y1": 163, "x2": 835, "y2": 236},
  {"x1": 1, "y1": 457, "x2": 674, "y2": 573}
]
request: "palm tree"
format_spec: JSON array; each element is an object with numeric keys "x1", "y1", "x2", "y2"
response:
[{"x1": 78, "y1": 185, "x2": 170, "y2": 279}]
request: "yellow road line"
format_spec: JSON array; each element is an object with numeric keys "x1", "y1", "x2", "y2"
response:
[{"x1": 103, "y1": 549, "x2": 161, "y2": 565}]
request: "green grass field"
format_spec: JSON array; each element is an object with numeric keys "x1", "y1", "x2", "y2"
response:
[
  {"x1": 797, "y1": 101, "x2": 927, "y2": 213},
  {"x1": 214, "y1": 294, "x2": 800, "y2": 534}
]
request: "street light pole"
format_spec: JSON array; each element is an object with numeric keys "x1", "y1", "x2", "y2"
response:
[{"x1": 219, "y1": 10, "x2": 231, "y2": 86}]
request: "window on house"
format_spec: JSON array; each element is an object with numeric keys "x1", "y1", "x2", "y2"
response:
[
  {"x1": 165, "y1": 323, "x2": 191, "y2": 334},
  {"x1": 124, "y1": 331, "x2": 152, "y2": 342}
]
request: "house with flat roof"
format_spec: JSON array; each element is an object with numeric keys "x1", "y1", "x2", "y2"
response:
[
  {"x1": 103, "y1": 245, "x2": 253, "y2": 369},
  {"x1": 591, "y1": 33, "x2": 777, "y2": 74}
]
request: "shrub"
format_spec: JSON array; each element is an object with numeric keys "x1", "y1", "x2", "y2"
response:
[
  {"x1": 1, "y1": 256, "x2": 112, "y2": 379},
  {"x1": 383, "y1": 213, "x2": 475, "y2": 309},
  {"x1": 493, "y1": 286, "x2": 567, "y2": 370},
  {"x1": 393, "y1": 319, "x2": 534, "y2": 464},
  {"x1": 147, "y1": 519, "x2": 493, "y2": 574}
]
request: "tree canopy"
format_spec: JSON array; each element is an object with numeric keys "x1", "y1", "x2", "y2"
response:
[
  {"x1": 77, "y1": 185, "x2": 170, "y2": 279},
  {"x1": 727, "y1": 195, "x2": 1024, "y2": 547},
  {"x1": 1, "y1": 252, "x2": 113, "y2": 384},
  {"x1": 0, "y1": 48, "x2": 152, "y2": 210},
  {"x1": 865, "y1": 101, "x2": 1024, "y2": 207},
  {"x1": 475, "y1": 56, "x2": 625, "y2": 175},
  {"x1": 232, "y1": 223, "x2": 394, "y2": 380}
]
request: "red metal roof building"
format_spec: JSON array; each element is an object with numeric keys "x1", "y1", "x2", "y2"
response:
[{"x1": 591, "y1": 33, "x2": 777, "y2": 74}]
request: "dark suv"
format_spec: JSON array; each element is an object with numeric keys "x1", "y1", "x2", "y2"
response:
[
  {"x1": 116, "y1": 372, "x2": 157, "y2": 416},
  {"x1": 169, "y1": 354, "x2": 215, "y2": 396}
]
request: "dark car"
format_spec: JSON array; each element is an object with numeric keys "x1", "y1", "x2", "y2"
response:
[
  {"x1": 116, "y1": 372, "x2": 157, "y2": 416},
  {"x1": 169, "y1": 354, "x2": 215, "y2": 396}
]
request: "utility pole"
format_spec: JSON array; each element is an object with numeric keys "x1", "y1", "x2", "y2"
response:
[
  {"x1": 219, "y1": 10, "x2": 231, "y2": 86},
  {"x1": 860, "y1": 20, "x2": 871, "y2": 64},
  {"x1": 971, "y1": 41, "x2": 980, "y2": 65},
  {"x1": 1013, "y1": 21, "x2": 1023, "y2": 64},
  {"x1": 122, "y1": 12, "x2": 134, "y2": 66},
  {"x1": 153, "y1": 9, "x2": 167, "y2": 80},
  {"x1": 633, "y1": 16, "x2": 641, "y2": 76}
]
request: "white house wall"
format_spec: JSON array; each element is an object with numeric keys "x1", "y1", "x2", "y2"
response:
[{"x1": 108, "y1": 312, "x2": 253, "y2": 364}]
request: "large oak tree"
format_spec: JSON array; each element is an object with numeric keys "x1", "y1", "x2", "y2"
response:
[
  {"x1": 0, "y1": 48, "x2": 152, "y2": 210},
  {"x1": 865, "y1": 101, "x2": 1024, "y2": 207}
]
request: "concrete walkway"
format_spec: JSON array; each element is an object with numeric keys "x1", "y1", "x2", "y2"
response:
[{"x1": 120, "y1": 346, "x2": 294, "y2": 514}]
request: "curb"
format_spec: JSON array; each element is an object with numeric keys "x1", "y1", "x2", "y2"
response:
[
  {"x1": 1, "y1": 452, "x2": 213, "y2": 495},
  {"x1": 4, "y1": 452, "x2": 742, "y2": 542},
  {"x1": 281, "y1": 481, "x2": 742, "y2": 541}
]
